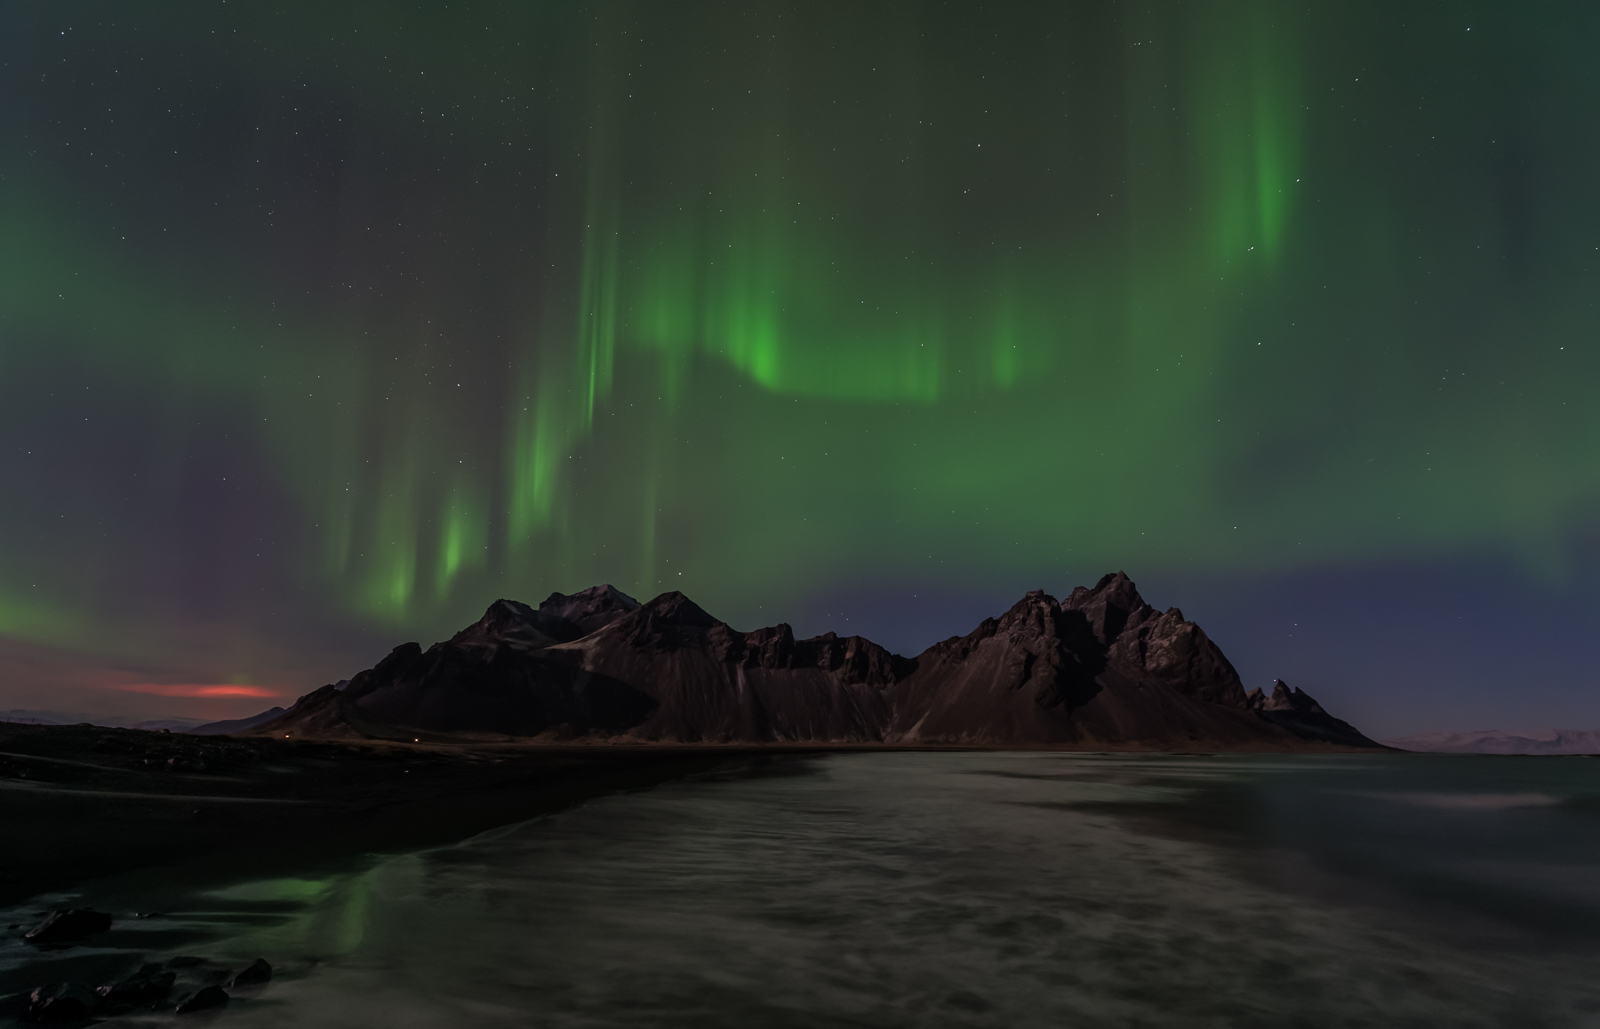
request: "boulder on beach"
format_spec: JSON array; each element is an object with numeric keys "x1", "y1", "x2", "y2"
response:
[
  {"x1": 228, "y1": 958, "x2": 273, "y2": 987},
  {"x1": 26, "y1": 982, "x2": 98, "y2": 1022},
  {"x1": 175, "y1": 985, "x2": 230, "y2": 1014},
  {"x1": 98, "y1": 963, "x2": 176, "y2": 1011}
]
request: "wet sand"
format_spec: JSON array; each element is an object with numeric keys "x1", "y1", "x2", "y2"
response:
[
  {"x1": 0, "y1": 719, "x2": 1377, "y2": 911},
  {"x1": 0, "y1": 722, "x2": 770, "y2": 909}
]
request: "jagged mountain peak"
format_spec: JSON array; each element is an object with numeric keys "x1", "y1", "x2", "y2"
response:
[
  {"x1": 555, "y1": 589, "x2": 727, "y2": 656},
  {"x1": 995, "y1": 589, "x2": 1061, "y2": 631},
  {"x1": 641, "y1": 590, "x2": 715, "y2": 618},
  {"x1": 1086, "y1": 571, "x2": 1143, "y2": 602},
  {"x1": 452, "y1": 585, "x2": 643, "y2": 648},
  {"x1": 1063, "y1": 571, "x2": 1153, "y2": 646},
  {"x1": 624, "y1": 591, "x2": 722, "y2": 634},
  {"x1": 537, "y1": 584, "x2": 641, "y2": 638},
  {"x1": 1245, "y1": 678, "x2": 1377, "y2": 747},
  {"x1": 1247, "y1": 678, "x2": 1330, "y2": 716},
  {"x1": 539, "y1": 583, "x2": 639, "y2": 620},
  {"x1": 460, "y1": 599, "x2": 549, "y2": 640}
]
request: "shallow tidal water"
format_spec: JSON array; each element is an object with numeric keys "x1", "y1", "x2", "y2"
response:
[{"x1": 8, "y1": 751, "x2": 1600, "y2": 1027}]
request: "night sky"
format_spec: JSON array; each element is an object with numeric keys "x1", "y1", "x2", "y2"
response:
[{"x1": 3, "y1": 2, "x2": 1597, "y2": 735}]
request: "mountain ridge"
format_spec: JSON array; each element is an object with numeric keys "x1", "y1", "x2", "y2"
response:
[{"x1": 251, "y1": 576, "x2": 1382, "y2": 750}]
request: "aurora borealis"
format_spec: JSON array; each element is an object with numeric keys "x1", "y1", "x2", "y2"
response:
[{"x1": 2, "y1": 2, "x2": 1597, "y2": 733}]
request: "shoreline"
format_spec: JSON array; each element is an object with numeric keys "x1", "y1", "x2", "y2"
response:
[
  {"x1": 0, "y1": 720, "x2": 1398, "y2": 911},
  {"x1": 0, "y1": 723, "x2": 769, "y2": 911}
]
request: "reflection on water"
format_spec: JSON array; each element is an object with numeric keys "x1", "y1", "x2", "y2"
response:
[{"x1": 8, "y1": 752, "x2": 1600, "y2": 1027}]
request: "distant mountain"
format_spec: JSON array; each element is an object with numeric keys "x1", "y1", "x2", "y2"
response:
[
  {"x1": 1384, "y1": 729, "x2": 1600, "y2": 755},
  {"x1": 0, "y1": 709, "x2": 85, "y2": 726},
  {"x1": 0, "y1": 709, "x2": 207, "y2": 731},
  {"x1": 2, "y1": 707, "x2": 291, "y2": 734},
  {"x1": 252, "y1": 576, "x2": 1382, "y2": 750},
  {"x1": 129, "y1": 717, "x2": 211, "y2": 731}
]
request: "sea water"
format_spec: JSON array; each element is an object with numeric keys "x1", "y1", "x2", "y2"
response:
[{"x1": 7, "y1": 751, "x2": 1600, "y2": 1027}]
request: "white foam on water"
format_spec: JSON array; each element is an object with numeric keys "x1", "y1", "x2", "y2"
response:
[
  {"x1": 197, "y1": 752, "x2": 1600, "y2": 1029},
  {"x1": 1358, "y1": 790, "x2": 1562, "y2": 810}
]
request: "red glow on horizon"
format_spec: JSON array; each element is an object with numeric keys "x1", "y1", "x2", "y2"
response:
[{"x1": 114, "y1": 683, "x2": 281, "y2": 698}]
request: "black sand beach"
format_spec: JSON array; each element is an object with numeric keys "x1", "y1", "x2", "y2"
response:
[{"x1": 0, "y1": 722, "x2": 753, "y2": 910}]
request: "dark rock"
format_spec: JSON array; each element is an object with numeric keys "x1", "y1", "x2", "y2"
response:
[
  {"x1": 98, "y1": 964, "x2": 176, "y2": 1010},
  {"x1": 164, "y1": 955, "x2": 206, "y2": 969},
  {"x1": 175, "y1": 985, "x2": 229, "y2": 1014},
  {"x1": 25, "y1": 982, "x2": 97, "y2": 1022},
  {"x1": 228, "y1": 958, "x2": 272, "y2": 987},
  {"x1": 23, "y1": 908, "x2": 113, "y2": 945}
]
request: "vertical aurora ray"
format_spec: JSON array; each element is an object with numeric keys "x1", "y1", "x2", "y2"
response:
[
  {"x1": 436, "y1": 480, "x2": 487, "y2": 600},
  {"x1": 578, "y1": 210, "x2": 619, "y2": 428},
  {"x1": 365, "y1": 459, "x2": 420, "y2": 619},
  {"x1": 509, "y1": 383, "x2": 559, "y2": 545},
  {"x1": 1175, "y1": 1, "x2": 1304, "y2": 268},
  {"x1": 1247, "y1": 4, "x2": 1301, "y2": 261}
]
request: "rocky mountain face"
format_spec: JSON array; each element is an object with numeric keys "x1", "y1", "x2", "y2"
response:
[
  {"x1": 1246, "y1": 680, "x2": 1379, "y2": 748},
  {"x1": 254, "y1": 575, "x2": 1380, "y2": 750},
  {"x1": 295, "y1": 586, "x2": 658, "y2": 738},
  {"x1": 549, "y1": 590, "x2": 910, "y2": 742},
  {"x1": 451, "y1": 584, "x2": 642, "y2": 649}
]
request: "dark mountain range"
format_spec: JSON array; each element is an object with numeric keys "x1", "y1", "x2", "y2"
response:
[{"x1": 252, "y1": 575, "x2": 1382, "y2": 750}]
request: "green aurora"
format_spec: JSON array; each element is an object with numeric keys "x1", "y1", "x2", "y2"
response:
[{"x1": 1, "y1": 1, "x2": 1597, "y2": 729}]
